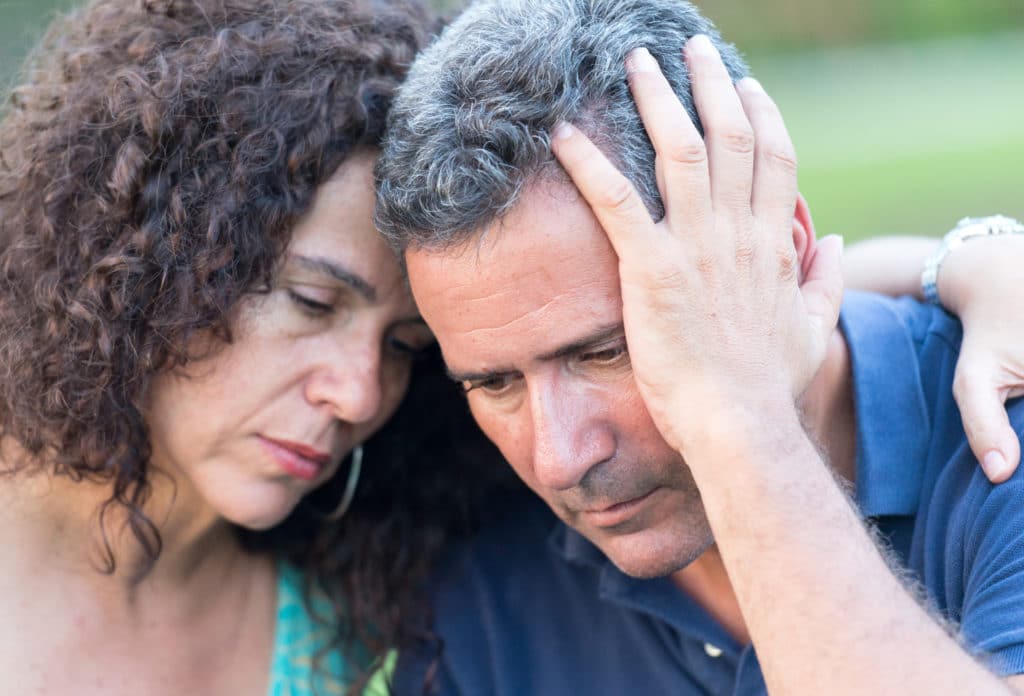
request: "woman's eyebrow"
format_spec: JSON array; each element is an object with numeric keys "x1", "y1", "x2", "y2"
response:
[{"x1": 289, "y1": 254, "x2": 377, "y2": 302}]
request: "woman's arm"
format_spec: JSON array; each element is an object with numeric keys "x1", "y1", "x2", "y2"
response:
[
  {"x1": 845, "y1": 232, "x2": 1024, "y2": 481},
  {"x1": 843, "y1": 236, "x2": 935, "y2": 299}
]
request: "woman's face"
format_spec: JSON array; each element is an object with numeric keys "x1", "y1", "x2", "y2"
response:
[{"x1": 146, "y1": 150, "x2": 430, "y2": 529}]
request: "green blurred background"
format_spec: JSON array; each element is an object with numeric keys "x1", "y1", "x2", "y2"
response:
[{"x1": 2, "y1": 0, "x2": 1021, "y2": 241}]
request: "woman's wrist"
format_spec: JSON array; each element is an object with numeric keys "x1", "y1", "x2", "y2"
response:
[{"x1": 925, "y1": 215, "x2": 1024, "y2": 312}]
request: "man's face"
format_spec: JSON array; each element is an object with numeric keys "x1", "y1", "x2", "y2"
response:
[{"x1": 407, "y1": 181, "x2": 713, "y2": 578}]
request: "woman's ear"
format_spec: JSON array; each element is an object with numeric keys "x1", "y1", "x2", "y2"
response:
[{"x1": 793, "y1": 193, "x2": 817, "y2": 282}]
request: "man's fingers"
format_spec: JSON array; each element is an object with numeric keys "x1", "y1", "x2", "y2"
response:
[
  {"x1": 625, "y1": 47, "x2": 710, "y2": 230},
  {"x1": 550, "y1": 121, "x2": 655, "y2": 261},
  {"x1": 684, "y1": 34, "x2": 754, "y2": 217},
  {"x1": 953, "y1": 359, "x2": 1022, "y2": 483},
  {"x1": 800, "y1": 234, "x2": 844, "y2": 351},
  {"x1": 736, "y1": 78, "x2": 799, "y2": 237}
]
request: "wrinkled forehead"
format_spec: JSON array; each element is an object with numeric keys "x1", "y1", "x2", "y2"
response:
[{"x1": 405, "y1": 181, "x2": 623, "y2": 364}]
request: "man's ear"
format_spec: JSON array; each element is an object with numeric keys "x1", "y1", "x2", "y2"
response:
[{"x1": 793, "y1": 192, "x2": 817, "y2": 282}]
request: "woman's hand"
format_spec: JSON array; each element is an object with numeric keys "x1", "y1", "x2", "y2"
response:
[
  {"x1": 844, "y1": 234, "x2": 1024, "y2": 482},
  {"x1": 940, "y1": 234, "x2": 1024, "y2": 482}
]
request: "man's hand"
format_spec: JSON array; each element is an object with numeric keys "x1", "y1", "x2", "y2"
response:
[{"x1": 551, "y1": 35, "x2": 843, "y2": 454}]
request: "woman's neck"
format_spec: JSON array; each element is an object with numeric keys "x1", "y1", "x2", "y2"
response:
[
  {"x1": 0, "y1": 449, "x2": 279, "y2": 696},
  {"x1": 0, "y1": 447, "x2": 252, "y2": 608}
]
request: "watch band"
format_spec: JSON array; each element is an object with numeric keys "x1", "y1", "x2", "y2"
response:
[{"x1": 921, "y1": 215, "x2": 1024, "y2": 306}]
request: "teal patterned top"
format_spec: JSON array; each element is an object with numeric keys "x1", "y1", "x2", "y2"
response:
[{"x1": 267, "y1": 562, "x2": 350, "y2": 696}]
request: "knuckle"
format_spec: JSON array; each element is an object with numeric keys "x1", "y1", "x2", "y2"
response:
[
  {"x1": 776, "y1": 247, "x2": 797, "y2": 281},
  {"x1": 695, "y1": 252, "x2": 717, "y2": 278},
  {"x1": 662, "y1": 138, "x2": 708, "y2": 167},
  {"x1": 715, "y1": 125, "x2": 756, "y2": 156},
  {"x1": 594, "y1": 175, "x2": 637, "y2": 212},
  {"x1": 763, "y1": 143, "x2": 799, "y2": 175},
  {"x1": 952, "y1": 365, "x2": 984, "y2": 403},
  {"x1": 734, "y1": 243, "x2": 756, "y2": 268}
]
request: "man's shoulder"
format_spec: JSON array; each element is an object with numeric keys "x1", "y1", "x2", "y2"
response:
[
  {"x1": 430, "y1": 491, "x2": 596, "y2": 609},
  {"x1": 841, "y1": 292, "x2": 964, "y2": 519},
  {"x1": 911, "y1": 396, "x2": 1024, "y2": 673},
  {"x1": 841, "y1": 293, "x2": 1024, "y2": 672},
  {"x1": 394, "y1": 494, "x2": 628, "y2": 695},
  {"x1": 841, "y1": 290, "x2": 962, "y2": 365}
]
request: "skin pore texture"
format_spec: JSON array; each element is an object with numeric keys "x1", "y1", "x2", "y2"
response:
[
  {"x1": 408, "y1": 181, "x2": 712, "y2": 582},
  {"x1": 383, "y1": 0, "x2": 1024, "y2": 685},
  {"x1": 146, "y1": 149, "x2": 427, "y2": 532},
  {"x1": 0, "y1": 150, "x2": 431, "y2": 695},
  {"x1": 408, "y1": 178, "x2": 858, "y2": 646}
]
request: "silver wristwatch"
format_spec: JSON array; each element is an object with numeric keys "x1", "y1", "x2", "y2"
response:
[{"x1": 921, "y1": 214, "x2": 1024, "y2": 306}]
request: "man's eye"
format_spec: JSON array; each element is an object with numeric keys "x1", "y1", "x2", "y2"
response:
[
  {"x1": 288, "y1": 289, "x2": 333, "y2": 316},
  {"x1": 463, "y1": 374, "x2": 516, "y2": 395},
  {"x1": 580, "y1": 344, "x2": 628, "y2": 365}
]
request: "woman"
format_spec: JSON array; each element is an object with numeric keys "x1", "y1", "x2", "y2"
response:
[
  {"x1": 0, "y1": 0, "x2": 503, "y2": 692},
  {"x1": 0, "y1": 0, "x2": 1019, "y2": 694}
]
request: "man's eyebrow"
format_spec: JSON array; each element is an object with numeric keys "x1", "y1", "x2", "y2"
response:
[
  {"x1": 445, "y1": 365, "x2": 519, "y2": 384},
  {"x1": 536, "y1": 322, "x2": 625, "y2": 362},
  {"x1": 445, "y1": 323, "x2": 625, "y2": 384},
  {"x1": 289, "y1": 254, "x2": 376, "y2": 302}
]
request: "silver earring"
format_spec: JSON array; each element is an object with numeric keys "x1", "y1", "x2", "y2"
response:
[{"x1": 322, "y1": 445, "x2": 363, "y2": 521}]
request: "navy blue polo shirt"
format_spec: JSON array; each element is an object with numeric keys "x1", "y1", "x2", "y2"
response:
[{"x1": 395, "y1": 292, "x2": 1024, "y2": 695}]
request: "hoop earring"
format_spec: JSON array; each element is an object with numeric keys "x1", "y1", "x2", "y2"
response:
[{"x1": 321, "y1": 445, "x2": 363, "y2": 522}]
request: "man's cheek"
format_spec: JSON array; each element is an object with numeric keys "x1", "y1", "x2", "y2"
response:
[{"x1": 470, "y1": 402, "x2": 527, "y2": 472}]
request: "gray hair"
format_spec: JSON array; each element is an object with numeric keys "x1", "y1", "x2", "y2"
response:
[{"x1": 375, "y1": 0, "x2": 748, "y2": 252}]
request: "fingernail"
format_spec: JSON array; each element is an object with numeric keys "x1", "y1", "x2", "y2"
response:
[
  {"x1": 625, "y1": 47, "x2": 658, "y2": 75},
  {"x1": 822, "y1": 234, "x2": 845, "y2": 253},
  {"x1": 686, "y1": 34, "x2": 715, "y2": 57},
  {"x1": 983, "y1": 450, "x2": 1011, "y2": 481},
  {"x1": 552, "y1": 121, "x2": 574, "y2": 140},
  {"x1": 738, "y1": 77, "x2": 765, "y2": 93}
]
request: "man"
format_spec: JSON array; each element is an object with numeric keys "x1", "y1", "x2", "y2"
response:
[{"x1": 376, "y1": 0, "x2": 1024, "y2": 693}]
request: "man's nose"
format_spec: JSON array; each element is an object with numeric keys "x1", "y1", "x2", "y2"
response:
[
  {"x1": 304, "y1": 339, "x2": 384, "y2": 425},
  {"x1": 529, "y1": 377, "x2": 615, "y2": 491}
]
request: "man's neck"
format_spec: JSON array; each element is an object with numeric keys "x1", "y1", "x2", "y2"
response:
[
  {"x1": 672, "y1": 544, "x2": 750, "y2": 644},
  {"x1": 670, "y1": 328, "x2": 857, "y2": 646}
]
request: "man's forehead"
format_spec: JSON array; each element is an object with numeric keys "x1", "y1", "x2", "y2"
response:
[{"x1": 405, "y1": 184, "x2": 624, "y2": 371}]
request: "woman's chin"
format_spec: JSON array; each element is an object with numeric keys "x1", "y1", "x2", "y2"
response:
[{"x1": 211, "y1": 487, "x2": 303, "y2": 531}]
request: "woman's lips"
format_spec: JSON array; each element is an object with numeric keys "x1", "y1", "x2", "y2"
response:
[{"x1": 259, "y1": 436, "x2": 330, "y2": 482}]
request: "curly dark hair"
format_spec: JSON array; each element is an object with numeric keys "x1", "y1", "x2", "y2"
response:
[{"x1": 0, "y1": 0, "x2": 514, "y2": 687}]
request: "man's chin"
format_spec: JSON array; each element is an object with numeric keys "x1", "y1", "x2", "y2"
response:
[{"x1": 595, "y1": 526, "x2": 714, "y2": 579}]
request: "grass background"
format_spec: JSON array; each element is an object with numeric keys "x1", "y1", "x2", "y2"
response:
[{"x1": 2, "y1": 0, "x2": 1021, "y2": 242}]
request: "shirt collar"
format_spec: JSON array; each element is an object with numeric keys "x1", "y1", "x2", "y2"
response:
[
  {"x1": 548, "y1": 523, "x2": 741, "y2": 650},
  {"x1": 840, "y1": 291, "x2": 931, "y2": 517}
]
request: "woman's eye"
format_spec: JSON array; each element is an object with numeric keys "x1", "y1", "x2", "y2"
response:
[
  {"x1": 386, "y1": 324, "x2": 436, "y2": 359},
  {"x1": 287, "y1": 289, "x2": 334, "y2": 316},
  {"x1": 386, "y1": 336, "x2": 429, "y2": 360}
]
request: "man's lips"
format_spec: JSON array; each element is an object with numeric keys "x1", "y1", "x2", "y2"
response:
[
  {"x1": 578, "y1": 488, "x2": 660, "y2": 528},
  {"x1": 259, "y1": 436, "x2": 332, "y2": 482}
]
